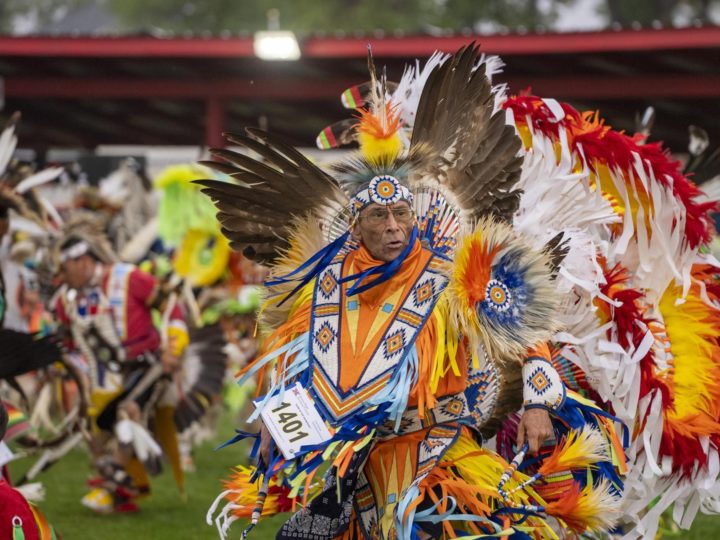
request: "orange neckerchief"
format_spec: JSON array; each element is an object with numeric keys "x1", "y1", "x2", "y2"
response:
[{"x1": 338, "y1": 240, "x2": 432, "y2": 392}]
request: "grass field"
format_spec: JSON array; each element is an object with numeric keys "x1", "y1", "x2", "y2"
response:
[
  {"x1": 7, "y1": 417, "x2": 288, "y2": 540},
  {"x1": 8, "y1": 416, "x2": 720, "y2": 539}
]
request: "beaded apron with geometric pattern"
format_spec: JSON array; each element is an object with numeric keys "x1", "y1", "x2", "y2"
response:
[{"x1": 308, "y1": 253, "x2": 448, "y2": 425}]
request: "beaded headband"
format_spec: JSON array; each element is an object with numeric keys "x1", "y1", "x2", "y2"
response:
[{"x1": 350, "y1": 174, "x2": 413, "y2": 217}]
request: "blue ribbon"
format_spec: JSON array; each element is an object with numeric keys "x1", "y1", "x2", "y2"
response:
[
  {"x1": 556, "y1": 395, "x2": 629, "y2": 448},
  {"x1": 265, "y1": 230, "x2": 351, "y2": 306},
  {"x1": 492, "y1": 507, "x2": 543, "y2": 520},
  {"x1": 404, "y1": 493, "x2": 510, "y2": 539},
  {"x1": 236, "y1": 332, "x2": 308, "y2": 387},
  {"x1": 215, "y1": 429, "x2": 257, "y2": 451},
  {"x1": 240, "y1": 332, "x2": 311, "y2": 423},
  {"x1": 413, "y1": 496, "x2": 459, "y2": 523},
  {"x1": 365, "y1": 345, "x2": 419, "y2": 430}
]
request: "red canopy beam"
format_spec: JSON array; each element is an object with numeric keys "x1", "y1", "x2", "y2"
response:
[
  {"x1": 0, "y1": 26, "x2": 719, "y2": 58},
  {"x1": 6, "y1": 75, "x2": 720, "y2": 100},
  {"x1": 0, "y1": 36, "x2": 254, "y2": 57}
]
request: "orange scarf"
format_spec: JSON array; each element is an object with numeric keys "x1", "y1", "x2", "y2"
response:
[{"x1": 338, "y1": 240, "x2": 432, "y2": 391}]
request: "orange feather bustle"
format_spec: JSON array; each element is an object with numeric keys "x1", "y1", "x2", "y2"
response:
[
  {"x1": 458, "y1": 237, "x2": 499, "y2": 308},
  {"x1": 659, "y1": 264, "x2": 720, "y2": 476}
]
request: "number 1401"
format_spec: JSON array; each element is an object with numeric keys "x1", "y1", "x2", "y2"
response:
[{"x1": 271, "y1": 401, "x2": 309, "y2": 443}]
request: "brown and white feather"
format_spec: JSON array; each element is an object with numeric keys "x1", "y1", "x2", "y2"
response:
[
  {"x1": 197, "y1": 128, "x2": 347, "y2": 265},
  {"x1": 409, "y1": 43, "x2": 523, "y2": 224}
]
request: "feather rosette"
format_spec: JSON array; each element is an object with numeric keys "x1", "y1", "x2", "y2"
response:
[{"x1": 447, "y1": 218, "x2": 561, "y2": 361}]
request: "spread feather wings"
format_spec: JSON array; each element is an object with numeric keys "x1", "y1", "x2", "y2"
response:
[
  {"x1": 409, "y1": 43, "x2": 523, "y2": 222},
  {"x1": 196, "y1": 128, "x2": 348, "y2": 263}
]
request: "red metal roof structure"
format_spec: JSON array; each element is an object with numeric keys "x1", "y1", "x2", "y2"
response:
[{"x1": 1, "y1": 26, "x2": 719, "y2": 150}]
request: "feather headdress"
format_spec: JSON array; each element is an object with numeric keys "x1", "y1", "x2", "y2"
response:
[
  {"x1": 330, "y1": 47, "x2": 417, "y2": 217},
  {"x1": 0, "y1": 113, "x2": 64, "y2": 229},
  {"x1": 56, "y1": 213, "x2": 117, "y2": 265},
  {"x1": 201, "y1": 43, "x2": 526, "y2": 271}
]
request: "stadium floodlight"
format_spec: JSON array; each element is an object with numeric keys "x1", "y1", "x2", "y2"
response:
[{"x1": 254, "y1": 30, "x2": 301, "y2": 61}]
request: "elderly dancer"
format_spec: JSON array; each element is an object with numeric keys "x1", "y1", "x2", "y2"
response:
[{"x1": 204, "y1": 45, "x2": 627, "y2": 540}]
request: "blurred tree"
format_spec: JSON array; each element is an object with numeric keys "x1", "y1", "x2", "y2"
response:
[
  {"x1": 601, "y1": 0, "x2": 718, "y2": 26},
  {"x1": 2, "y1": 0, "x2": 718, "y2": 35},
  {"x1": 106, "y1": 0, "x2": 572, "y2": 34}
]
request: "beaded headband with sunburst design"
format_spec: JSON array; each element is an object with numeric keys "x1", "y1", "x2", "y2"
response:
[{"x1": 350, "y1": 174, "x2": 414, "y2": 217}]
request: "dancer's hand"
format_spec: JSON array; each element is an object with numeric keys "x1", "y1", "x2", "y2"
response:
[
  {"x1": 160, "y1": 348, "x2": 181, "y2": 373},
  {"x1": 118, "y1": 399, "x2": 141, "y2": 421},
  {"x1": 516, "y1": 408, "x2": 553, "y2": 454}
]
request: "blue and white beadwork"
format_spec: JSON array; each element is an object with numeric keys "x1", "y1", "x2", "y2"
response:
[
  {"x1": 476, "y1": 250, "x2": 530, "y2": 333},
  {"x1": 351, "y1": 175, "x2": 414, "y2": 215},
  {"x1": 383, "y1": 344, "x2": 499, "y2": 435},
  {"x1": 485, "y1": 279, "x2": 512, "y2": 312},
  {"x1": 308, "y1": 255, "x2": 448, "y2": 424},
  {"x1": 369, "y1": 175, "x2": 403, "y2": 205},
  {"x1": 522, "y1": 356, "x2": 565, "y2": 411}
]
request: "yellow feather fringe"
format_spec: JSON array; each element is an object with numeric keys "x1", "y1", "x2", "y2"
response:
[
  {"x1": 538, "y1": 426, "x2": 607, "y2": 477},
  {"x1": 433, "y1": 431, "x2": 559, "y2": 539},
  {"x1": 259, "y1": 214, "x2": 325, "y2": 332},
  {"x1": 660, "y1": 275, "x2": 720, "y2": 429}
]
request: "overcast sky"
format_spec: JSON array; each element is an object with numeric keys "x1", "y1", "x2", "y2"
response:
[{"x1": 555, "y1": 0, "x2": 604, "y2": 31}]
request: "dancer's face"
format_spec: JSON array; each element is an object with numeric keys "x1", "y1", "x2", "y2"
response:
[
  {"x1": 61, "y1": 254, "x2": 96, "y2": 289},
  {"x1": 353, "y1": 201, "x2": 415, "y2": 262}
]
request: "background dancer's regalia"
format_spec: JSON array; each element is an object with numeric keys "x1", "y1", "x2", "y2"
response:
[
  {"x1": 52, "y1": 220, "x2": 190, "y2": 514},
  {"x1": 0, "y1": 402, "x2": 59, "y2": 540},
  {"x1": 0, "y1": 114, "x2": 67, "y2": 456},
  {"x1": 204, "y1": 45, "x2": 628, "y2": 540}
]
